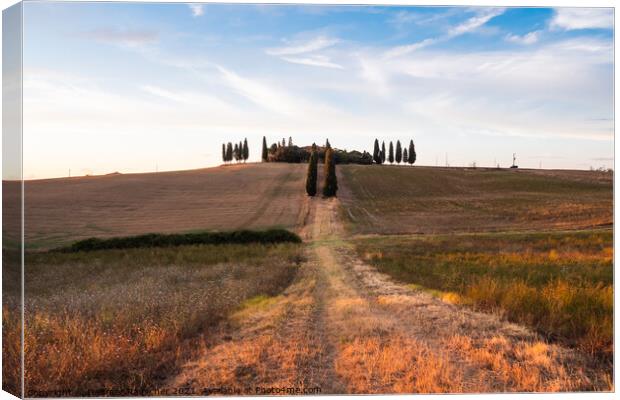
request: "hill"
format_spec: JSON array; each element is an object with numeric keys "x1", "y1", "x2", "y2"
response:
[
  {"x1": 338, "y1": 165, "x2": 613, "y2": 235},
  {"x1": 18, "y1": 163, "x2": 308, "y2": 249}
]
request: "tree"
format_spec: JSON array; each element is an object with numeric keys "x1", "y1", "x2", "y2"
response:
[
  {"x1": 408, "y1": 139, "x2": 416, "y2": 165},
  {"x1": 403, "y1": 148, "x2": 408, "y2": 164},
  {"x1": 226, "y1": 142, "x2": 233, "y2": 162},
  {"x1": 323, "y1": 147, "x2": 338, "y2": 197},
  {"x1": 282, "y1": 138, "x2": 286, "y2": 147},
  {"x1": 306, "y1": 143, "x2": 318, "y2": 196},
  {"x1": 388, "y1": 141, "x2": 394, "y2": 164},
  {"x1": 395, "y1": 140, "x2": 402, "y2": 164},
  {"x1": 222, "y1": 143, "x2": 226, "y2": 163},
  {"x1": 325, "y1": 138, "x2": 331, "y2": 149},
  {"x1": 381, "y1": 141, "x2": 386, "y2": 164},
  {"x1": 373, "y1": 139, "x2": 381, "y2": 165},
  {"x1": 243, "y1": 138, "x2": 249, "y2": 162},
  {"x1": 262, "y1": 136, "x2": 268, "y2": 162},
  {"x1": 288, "y1": 136, "x2": 293, "y2": 147},
  {"x1": 234, "y1": 143, "x2": 240, "y2": 162}
]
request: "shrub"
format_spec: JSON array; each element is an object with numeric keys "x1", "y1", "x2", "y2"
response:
[{"x1": 56, "y1": 229, "x2": 302, "y2": 253}]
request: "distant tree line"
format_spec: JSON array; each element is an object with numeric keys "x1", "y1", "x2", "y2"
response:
[
  {"x1": 373, "y1": 139, "x2": 416, "y2": 165},
  {"x1": 220, "y1": 136, "x2": 414, "y2": 167},
  {"x1": 222, "y1": 138, "x2": 249, "y2": 163},
  {"x1": 261, "y1": 136, "x2": 372, "y2": 165}
]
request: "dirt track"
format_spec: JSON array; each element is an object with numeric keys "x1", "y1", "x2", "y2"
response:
[{"x1": 165, "y1": 197, "x2": 609, "y2": 394}]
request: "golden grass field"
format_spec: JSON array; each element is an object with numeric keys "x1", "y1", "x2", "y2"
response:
[
  {"x1": 8, "y1": 243, "x2": 303, "y2": 396},
  {"x1": 2, "y1": 163, "x2": 614, "y2": 396}
]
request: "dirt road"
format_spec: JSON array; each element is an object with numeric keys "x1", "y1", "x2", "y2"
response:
[{"x1": 166, "y1": 197, "x2": 609, "y2": 394}]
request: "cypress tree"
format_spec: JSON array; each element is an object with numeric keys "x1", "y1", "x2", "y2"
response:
[
  {"x1": 226, "y1": 142, "x2": 233, "y2": 162},
  {"x1": 322, "y1": 147, "x2": 338, "y2": 197},
  {"x1": 395, "y1": 140, "x2": 402, "y2": 164},
  {"x1": 222, "y1": 143, "x2": 226, "y2": 163},
  {"x1": 234, "y1": 143, "x2": 239, "y2": 162},
  {"x1": 288, "y1": 136, "x2": 293, "y2": 147},
  {"x1": 306, "y1": 144, "x2": 318, "y2": 196},
  {"x1": 373, "y1": 139, "x2": 381, "y2": 164},
  {"x1": 262, "y1": 136, "x2": 268, "y2": 162},
  {"x1": 408, "y1": 140, "x2": 416, "y2": 165},
  {"x1": 388, "y1": 141, "x2": 394, "y2": 164},
  {"x1": 282, "y1": 138, "x2": 286, "y2": 147},
  {"x1": 403, "y1": 148, "x2": 408, "y2": 164},
  {"x1": 381, "y1": 141, "x2": 386, "y2": 164},
  {"x1": 325, "y1": 138, "x2": 331, "y2": 149},
  {"x1": 243, "y1": 138, "x2": 249, "y2": 162}
]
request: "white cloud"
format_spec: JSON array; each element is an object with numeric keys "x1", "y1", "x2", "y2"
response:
[
  {"x1": 280, "y1": 55, "x2": 343, "y2": 69},
  {"x1": 447, "y1": 8, "x2": 505, "y2": 37},
  {"x1": 188, "y1": 4, "x2": 204, "y2": 17},
  {"x1": 266, "y1": 35, "x2": 339, "y2": 56},
  {"x1": 140, "y1": 85, "x2": 234, "y2": 112},
  {"x1": 554, "y1": 37, "x2": 613, "y2": 54},
  {"x1": 360, "y1": 36, "x2": 613, "y2": 142},
  {"x1": 266, "y1": 35, "x2": 343, "y2": 69},
  {"x1": 80, "y1": 28, "x2": 158, "y2": 48},
  {"x1": 550, "y1": 8, "x2": 613, "y2": 30},
  {"x1": 505, "y1": 30, "x2": 540, "y2": 45},
  {"x1": 384, "y1": 8, "x2": 505, "y2": 58},
  {"x1": 216, "y1": 66, "x2": 303, "y2": 116},
  {"x1": 383, "y1": 38, "x2": 436, "y2": 59}
]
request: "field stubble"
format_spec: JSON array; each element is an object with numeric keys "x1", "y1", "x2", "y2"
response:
[
  {"x1": 338, "y1": 165, "x2": 612, "y2": 235},
  {"x1": 13, "y1": 163, "x2": 306, "y2": 250}
]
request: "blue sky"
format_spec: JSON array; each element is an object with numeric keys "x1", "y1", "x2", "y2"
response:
[{"x1": 20, "y1": 3, "x2": 613, "y2": 178}]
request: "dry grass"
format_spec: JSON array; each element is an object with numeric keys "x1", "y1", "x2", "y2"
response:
[
  {"x1": 338, "y1": 165, "x2": 612, "y2": 235},
  {"x1": 2, "y1": 305, "x2": 21, "y2": 396},
  {"x1": 16, "y1": 243, "x2": 303, "y2": 396},
  {"x1": 442, "y1": 335, "x2": 603, "y2": 392},
  {"x1": 11, "y1": 163, "x2": 306, "y2": 250},
  {"x1": 3, "y1": 182, "x2": 23, "y2": 396},
  {"x1": 335, "y1": 336, "x2": 461, "y2": 394},
  {"x1": 354, "y1": 230, "x2": 613, "y2": 359},
  {"x1": 167, "y1": 251, "x2": 329, "y2": 395}
]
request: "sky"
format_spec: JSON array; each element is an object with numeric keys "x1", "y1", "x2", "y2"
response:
[{"x1": 18, "y1": 3, "x2": 614, "y2": 179}]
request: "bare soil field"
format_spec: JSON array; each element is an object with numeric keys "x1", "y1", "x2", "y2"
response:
[
  {"x1": 338, "y1": 165, "x2": 612, "y2": 235},
  {"x1": 11, "y1": 163, "x2": 307, "y2": 249}
]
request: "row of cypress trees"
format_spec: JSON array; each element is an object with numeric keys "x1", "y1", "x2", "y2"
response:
[
  {"x1": 222, "y1": 138, "x2": 249, "y2": 163},
  {"x1": 306, "y1": 142, "x2": 337, "y2": 197},
  {"x1": 373, "y1": 139, "x2": 416, "y2": 165}
]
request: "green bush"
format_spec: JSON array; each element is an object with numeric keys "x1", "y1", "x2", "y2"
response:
[{"x1": 56, "y1": 229, "x2": 302, "y2": 253}]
